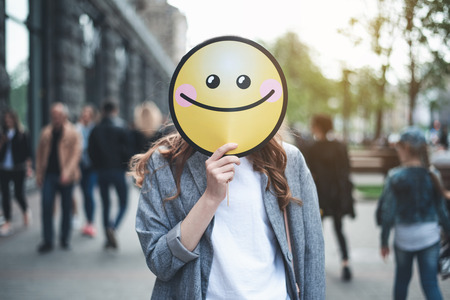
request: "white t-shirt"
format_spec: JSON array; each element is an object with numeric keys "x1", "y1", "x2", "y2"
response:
[
  {"x1": 394, "y1": 222, "x2": 440, "y2": 251},
  {"x1": 1, "y1": 129, "x2": 15, "y2": 169},
  {"x1": 206, "y1": 157, "x2": 288, "y2": 300}
]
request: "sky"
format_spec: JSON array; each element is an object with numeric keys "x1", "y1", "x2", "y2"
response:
[{"x1": 167, "y1": 0, "x2": 380, "y2": 80}]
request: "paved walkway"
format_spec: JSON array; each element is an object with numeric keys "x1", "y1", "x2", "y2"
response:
[{"x1": 0, "y1": 174, "x2": 449, "y2": 299}]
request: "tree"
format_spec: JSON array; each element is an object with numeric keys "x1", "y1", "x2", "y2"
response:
[
  {"x1": 388, "y1": 0, "x2": 450, "y2": 125},
  {"x1": 339, "y1": 0, "x2": 400, "y2": 139},
  {"x1": 268, "y1": 32, "x2": 336, "y2": 125},
  {"x1": 353, "y1": 67, "x2": 394, "y2": 139},
  {"x1": 408, "y1": 0, "x2": 450, "y2": 124}
]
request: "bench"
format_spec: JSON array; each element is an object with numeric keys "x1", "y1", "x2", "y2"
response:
[
  {"x1": 432, "y1": 158, "x2": 450, "y2": 190},
  {"x1": 349, "y1": 148, "x2": 400, "y2": 175}
]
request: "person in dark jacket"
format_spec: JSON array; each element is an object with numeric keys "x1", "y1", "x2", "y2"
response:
[
  {"x1": 0, "y1": 109, "x2": 33, "y2": 236},
  {"x1": 305, "y1": 114, "x2": 355, "y2": 281},
  {"x1": 88, "y1": 99, "x2": 131, "y2": 249}
]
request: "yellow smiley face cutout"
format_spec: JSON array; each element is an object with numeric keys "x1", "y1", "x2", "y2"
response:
[{"x1": 169, "y1": 36, "x2": 287, "y2": 157}]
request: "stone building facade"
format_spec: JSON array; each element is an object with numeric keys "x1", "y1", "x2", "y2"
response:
[
  {"x1": 0, "y1": 0, "x2": 185, "y2": 148},
  {"x1": 129, "y1": 0, "x2": 187, "y2": 64},
  {"x1": 0, "y1": 0, "x2": 9, "y2": 112}
]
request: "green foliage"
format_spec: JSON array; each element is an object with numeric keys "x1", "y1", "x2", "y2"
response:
[
  {"x1": 268, "y1": 32, "x2": 337, "y2": 125},
  {"x1": 8, "y1": 60, "x2": 29, "y2": 129},
  {"x1": 418, "y1": 0, "x2": 450, "y2": 82},
  {"x1": 9, "y1": 83, "x2": 28, "y2": 129},
  {"x1": 353, "y1": 68, "x2": 383, "y2": 110},
  {"x1": 355, "y1": 184, "x2": 383, "y2": 199}
]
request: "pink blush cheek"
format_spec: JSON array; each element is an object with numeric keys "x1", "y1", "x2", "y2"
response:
[
  {"x1": 175, "y1": 84, "x2": 197, "y2": 107},
  {"x1": 260, "y1": 79, "x2": 282, "y2": 103}
]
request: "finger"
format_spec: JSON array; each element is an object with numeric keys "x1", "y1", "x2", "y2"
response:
[
  {"x1": 210, "y1": 155, "x2": 241, "y2": 169},
  {"x1": 206, "y1": 157, "x2": 240, "y2": 179},
  {"x1": 209, "y1": 143, "x2": 238, "y2": 161},
  {"x1": 217, "y1": 171, "x2": 235, "y2": 184},
  {"x1": 211, "y1": 164, "x2": 236, "y2": 178}
]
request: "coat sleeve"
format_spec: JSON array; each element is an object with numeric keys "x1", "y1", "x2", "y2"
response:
[
  {"x1": 379, "y1": 174, "x2": 396, "y2": 247},
  {"x1": 135, "y1": 153, "x2": 199, "y2": 281},
  {"x1": 35, "y1": 129, "x2": 47, "y2": 185},
  {"x1": 87, "y1": 128, "x2": 98, "y2": 166},
  {"x1": 63, "y1": 128, "x2": 82, "y2": 182},
  {"x1": 431, "y1": 168, "x2": 450, "y2": 235},
  {"x1": 22, "y1": 131, "x2": 32, "y2": 161},
  {"x1": 434, "y1": 193, "x2": 450, "y2": 235},
  {"x1": 295, "y1": 150, "x2": 326, "y2": 300}
]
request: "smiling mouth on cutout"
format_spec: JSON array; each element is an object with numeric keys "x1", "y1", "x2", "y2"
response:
[{"x1": 179, "y1": 89, "x2": 275, "y2": 112}]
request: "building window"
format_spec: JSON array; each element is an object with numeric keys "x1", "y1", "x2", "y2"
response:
[
  {"x1": 5, "y1": 0, "x2": 29, "y2": 128},
  {"x1": 79, "y1": 13, "x2": 102, "y2": 105},
  {"x1": 80, "y1": 13, "x2": 100, "y2": 69}
]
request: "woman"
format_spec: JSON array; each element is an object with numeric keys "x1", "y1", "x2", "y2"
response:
[
  {"x1": 130, "y1": 132, "x2": 325, "y2": 299},
  {"x1": 305, "y1": 114, "x2": 355, "y2": 281},
  {"x1": 76, "y1": 105, "x2": 98, "y2": 237},
  {"x1": 0, "y1": 109, "x2": 32, "y2": 236},
  {"x1": 378, "y1": 127, "x2": 450, "y2": 300},
  {"x1": 131, "y1": 101, "x2": 163, "y2": 155}
]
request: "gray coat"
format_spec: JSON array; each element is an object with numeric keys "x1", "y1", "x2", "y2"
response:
[{"x1": 136, "y1": 143, "x2": 325, "y2": 299}]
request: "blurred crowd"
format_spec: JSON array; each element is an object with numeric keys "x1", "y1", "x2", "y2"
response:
[{"x1": 0, "y1": 99, "x2": 173, "y2": 253}]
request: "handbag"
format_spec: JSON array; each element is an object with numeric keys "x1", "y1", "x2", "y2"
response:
[{"x1": 439, "y1": 235, "x2": 450, "y2": 280}]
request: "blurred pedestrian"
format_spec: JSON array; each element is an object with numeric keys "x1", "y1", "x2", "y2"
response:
[
  {"x1": 36, "y1": 102, "x2": 82, "y2": 253},
  {"x1": 439, "y1": 124, "x2": 448, "y2": 150},
  {"x1": 428, "y1": 119, "x2": 442, "y2": 149},
  {"x1": 377, "y1": 127, "x2": 450, "y2": 300},
  {"x1": 131, "y1": 101, "x2": 163, "y2": 155},
  {"x1": 304, "y1": 114, "x2": 355, "y2": 281},
  {"x1": 88, "y1": 99, "x2": 131, "y2": 250},
  {"x1": 76, "y1": 105, "x2": 98, "y2": 237},
  {"x1": 0, "y1": 109, "x2": 33, "y2": 236},
  {"x1": 130, "y1": 132, "x2": 325, "y2": 299}
]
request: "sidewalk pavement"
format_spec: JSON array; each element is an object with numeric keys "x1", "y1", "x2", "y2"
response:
[{"x1": 0, "y1": 174, "x2": 449, "y2": 299}]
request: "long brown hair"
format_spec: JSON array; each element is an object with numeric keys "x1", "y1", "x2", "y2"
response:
[
  {"x1": 1, "y1": 109, "x2": 22, "y2": 132},
  {"x1": 129, "y1": 132, "x2": 300, "y2": 210},
  {"x1": 400, "y1": 140, "x2": 447, "y2": 196},
  {"x1": 417, "y1": 143, "x2": 448, "y2": 197}
]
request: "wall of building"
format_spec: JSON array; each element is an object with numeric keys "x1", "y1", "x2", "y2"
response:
[
  {"x1": 0, "y1": 0, "x2": 9, "y2": 112},
  {"x1": 131, "y1": 0, "x2": 187, "y2": 64},
  {"x1": 0, "y1": 0, "x2": 185, "y2": 149},
  {"x1": 45, "y1": 0, "x2": 182, "y2": 120}
]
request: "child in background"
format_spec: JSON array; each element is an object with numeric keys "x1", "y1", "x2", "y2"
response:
[{"x1": 378, "y1": 127, "x2": 450, "y2": 300}]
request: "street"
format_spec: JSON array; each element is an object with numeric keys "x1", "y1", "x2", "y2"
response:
[{"x1": 0, "y1": 174, "x2": 449, "y2": 299}]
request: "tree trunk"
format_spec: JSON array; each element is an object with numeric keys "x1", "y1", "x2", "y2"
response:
[
  {"x1": 405, "y1": 0, "x2": 420, "y2": 125},
  {"x1": 375, "y1": 108, "x2": 383, "y2": 140},
  {"x1": 374, "y1": 65, "x2": 388, "y2": 140},
  {"x1": 407, "y1": 41, "x2": 420, "y2": 125}
]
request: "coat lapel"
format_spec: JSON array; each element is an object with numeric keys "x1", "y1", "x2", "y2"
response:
[
  {"x1": 186, "y1": 151, "x2": 208, "y2": 199},
  {"x1": 185, "y1": 150, "x2": 215, "y2": 297},
  {"x1": 261, "y1": 174, "x2": 291, "y2": 261}
]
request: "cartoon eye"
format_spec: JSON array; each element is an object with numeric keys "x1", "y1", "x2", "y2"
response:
[
  {"x1": 236, "y1": 75, "x2": 251, "y2": 89},
  {"x1": 206, "y1": 74, "x2": 220, "y2": 89}
]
